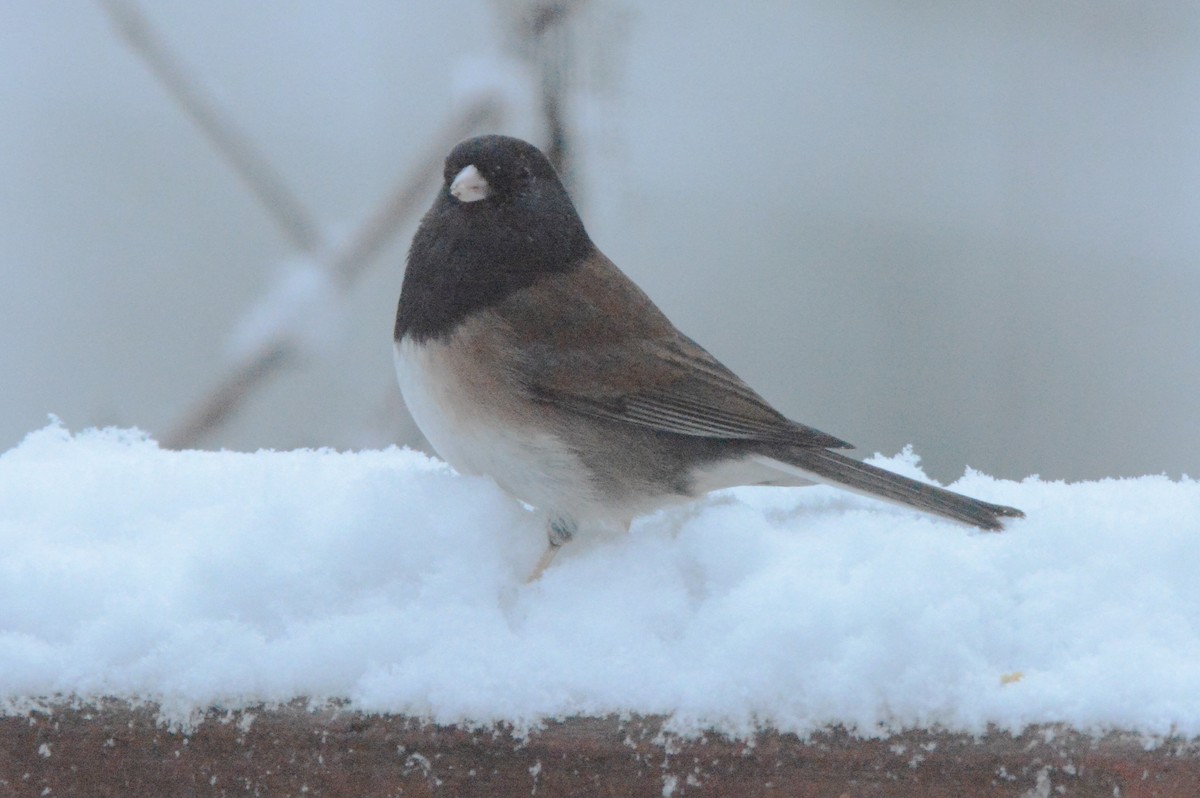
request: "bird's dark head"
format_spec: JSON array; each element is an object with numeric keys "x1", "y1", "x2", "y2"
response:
[
  {"x1": 442, "y1": 134, "x2": 564, "y2": 206},
  {"x1": 396, "y1": 135, "x2": 595, "y2": 342}
]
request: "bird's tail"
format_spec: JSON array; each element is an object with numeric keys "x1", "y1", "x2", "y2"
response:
[{"x1": 757, "y1": 446, "x2": 1024, "y2": 530}]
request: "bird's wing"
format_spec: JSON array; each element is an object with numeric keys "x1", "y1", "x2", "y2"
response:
[
  {"x1": 499, "y1": 253, "x2": 853, "y2": 450},
  {"x1": 529, "y1": 337, "x2": 853, "y2": 448}
]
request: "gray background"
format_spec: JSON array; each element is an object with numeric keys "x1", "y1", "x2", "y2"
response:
[{"x1": 3, "y1": 2, "x2": 1197, "y2": 484}]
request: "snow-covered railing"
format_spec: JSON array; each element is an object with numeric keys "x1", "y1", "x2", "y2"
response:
[{"x1": 2, "y1": 424, "x2": 1198, "y2": 793}]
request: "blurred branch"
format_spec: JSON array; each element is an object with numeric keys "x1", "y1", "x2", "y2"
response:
[
  {"x1": 100, "y1": 0, "x2": 507, "y2": 449},
  {"x1": 161, "y1": 342, "x2": 294, "y2": 452},
  {"x1": 161, "y1": 99, "x2": 503, "y2": 450},
  {"x1": 98, "y1": 0, "x2": 322, "y2": 253},
  {"x1": 528, "y1": 2, "x2": 575, "y2": 184},
  {"x1": 493, "y1": 1, "x2": 581, "y2": 193},
  {"x1": 98, "y1": 0, "x2": 504, "y2": 449}
]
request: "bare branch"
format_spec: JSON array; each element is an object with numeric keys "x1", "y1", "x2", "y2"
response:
[
  {"x1": 98, "y1": 0, "x2": 322, "y2": 253},
  {"x1": 529, "y1": 2, "x2": 576, "y2": 183},
  {"x1": 99, "y1": 0, "x2": 508, "y2": 449},
  {"x1": 161, "y1": 99, "x2": 504, "y2": 450},
  {"x1": 161, "y1": 342, "x2": 293, "y2": 451}
]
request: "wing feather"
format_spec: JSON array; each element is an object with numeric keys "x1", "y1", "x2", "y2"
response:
[{"x1": 503, "y1": 253, "x2": 853, "y2": 450}]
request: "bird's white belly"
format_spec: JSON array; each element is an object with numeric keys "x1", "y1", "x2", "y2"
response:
[{"x1": 394, "y1": 337, "x2": 599, "y2": 517}]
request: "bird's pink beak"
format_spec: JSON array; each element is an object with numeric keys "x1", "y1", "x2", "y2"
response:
[{"x1": 450, "y1": 165, "x2": 489, "y2": 203}]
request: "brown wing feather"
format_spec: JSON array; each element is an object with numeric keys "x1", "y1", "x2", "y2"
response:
[{"x1": 498, "y1": 252, "x2": 853, "y2": 450}]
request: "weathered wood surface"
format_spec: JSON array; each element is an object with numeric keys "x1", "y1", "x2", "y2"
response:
[{"x1": 1, "y1": 702, "x2": 1197, "y2": 797}]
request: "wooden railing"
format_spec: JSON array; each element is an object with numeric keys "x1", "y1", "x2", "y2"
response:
[{"x1": 3, "y1": 701, "x2": 1198, "y2": 797}]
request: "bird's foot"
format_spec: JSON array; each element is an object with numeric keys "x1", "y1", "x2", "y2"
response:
[{"x1": 524, "y1": 516, "x2": 578, "y2": 583}]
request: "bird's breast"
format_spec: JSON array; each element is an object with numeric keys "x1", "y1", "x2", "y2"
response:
[{"x1": 393, "y1": 323, "x2": 600, "y2": 518}]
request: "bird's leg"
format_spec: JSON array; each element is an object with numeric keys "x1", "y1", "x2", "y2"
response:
[{"x1": 525, "y1": 516, "x2": 577, "y2": 583}]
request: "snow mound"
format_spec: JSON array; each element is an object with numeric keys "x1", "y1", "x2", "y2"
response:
[{"x1": 1, "y1": 421, "x2": 1198, "y2": 738}]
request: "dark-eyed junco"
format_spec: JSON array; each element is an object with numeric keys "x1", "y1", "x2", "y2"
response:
[{"x1": 395, "y1": 135, "x2": 1022, "y2": 579}]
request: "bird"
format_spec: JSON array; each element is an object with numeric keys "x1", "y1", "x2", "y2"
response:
[{"x1": 394, "y1": 134, "x2": 1023, "y2": 580}]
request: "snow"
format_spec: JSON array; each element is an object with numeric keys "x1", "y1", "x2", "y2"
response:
[{"x1": 2, "y1": 420, "x2": 1199, "y2": 739}]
